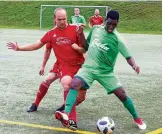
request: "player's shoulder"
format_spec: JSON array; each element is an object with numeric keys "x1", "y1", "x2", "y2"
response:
[
  {"x1": 69, "y1": 24, "x2": 78, "y2": 27},
  {"x1": 113, "y1": 29, "x2": 125, "y2": 42},
  {"x1": 113, "y1": 29, "x2": 121, "y2": 36},
  {"x1": 79, "y1": 15, "x2": 85, "y2": 18},
  {"x1": 68, "y1": 24, "x2": 78, "y2": 31},
  {"x1": 99, "y1": 15, "x2": 104, "y2": 18},
  {"x1": 49, "y1": 26, "x2": 58, "y2": 32}
]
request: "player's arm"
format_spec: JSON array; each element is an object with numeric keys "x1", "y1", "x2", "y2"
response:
[
  {"x1": 80, "y1": 16, "x2": 86, "y2": 27},
  {"x1": 76, "y1": 26, "x2": 88, "y2": 51},
  {"x1": 39, "y1": 46, "x2": 52, "y2": 76},
  {"x1": 88, "y1": 22, "x2": 92, "y2": 28},
  {"x1": 118, "y1": 35, "x2": 140, "y2": 74},
  {"x1": 72, "y1": 43, "x2": 86, "y2": 54},
  {"x1": 101, "y1": 17, "x2": 104, "y2": 26},
  {"x1": 7, "y1": 40, "x2": 45, "y2": 51},
  {"x1": 88, "y1": 17, "x2": 93, "y2": 28},
  {"x1": 126, "y1": 57, "x2": 140, "y2": 74}
]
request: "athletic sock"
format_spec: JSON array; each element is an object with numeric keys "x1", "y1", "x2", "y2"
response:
[
  {"x1": 34, "y1": 82, "x2": 49, "y2": 107},
  {"x1": 64, "y1": 90, "x2": 77, "y2": 122},
  {"x1": 65, "y1": 89, "x2": 78, "y2": 114},
  {"x1": 122, "y1": 96, "x2": 138, "y2": 119}
]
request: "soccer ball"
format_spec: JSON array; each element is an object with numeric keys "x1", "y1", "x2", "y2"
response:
[{"x1": 96, "y1": 117, "x2": 115, "y2": 134}]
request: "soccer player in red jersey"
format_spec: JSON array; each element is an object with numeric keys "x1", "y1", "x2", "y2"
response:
[
  {"x1": 7, "y1": 8, "x2": 87, "y2": 130},
  {"x1": 27, "y1": 42, "x2": 86, "y2": 114},
  {"x1": 89, "y1": 9, "x2": 104, "y2": 28}
]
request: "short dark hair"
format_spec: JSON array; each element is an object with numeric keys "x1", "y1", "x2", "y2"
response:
[{"x1": 106, "y1": 10, "x2": 119, "y2": 21}]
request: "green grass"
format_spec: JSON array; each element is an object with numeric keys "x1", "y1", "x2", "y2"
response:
[
  {"x1": 0, "y1": 1, "x2": 162, "y2": 34},
  {"x1": 0, "y1": 29, "x2": 162, "y2": 134}
]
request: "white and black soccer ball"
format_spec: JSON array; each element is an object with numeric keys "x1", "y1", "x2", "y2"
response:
[{"x1": 96, "y1": 117, "x2": 115, "y2": 134}]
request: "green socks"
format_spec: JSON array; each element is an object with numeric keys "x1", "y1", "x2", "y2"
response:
[
  {"x1": 64, "y1": 89, "x2": 78, "y2": 113},
  {"x1": 123, "y1": 96, "x2": 138, "y2": 119}
]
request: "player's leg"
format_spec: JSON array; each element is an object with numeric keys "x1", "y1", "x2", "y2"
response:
[
  {"x1": 55, "y1": 88, "x2": 87, "y2": 111},
  {"x1": 55, "y1": 67, "x2": 93, "y2": 130},
  {"x1": 59, "y1": 75, "x2": 79, "y2": 130},
  {"x1": 55, "y1": 64, "x2": 86, "y2": 130},
  {"x1": 75, "y1": 89, "x2": 86, "y2": 106},
  {"x1": 97, "y1": 72, "x2": 146, "y2": 130},
  {"x1": 113, "y1": 87, "x2": 146, "y2": 130},
  {"x1": 27, "y1": 72, "x2": 58, "y2": 112},
  {"x1": 55, "y1": 76, "x2": 84, "y2": 130}
]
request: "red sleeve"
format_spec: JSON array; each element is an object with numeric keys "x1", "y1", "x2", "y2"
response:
[
  {"x1": 46, "y1": 43, "x2": 52, "y2": 49},
  {"x1": 101, "y1": 17, "x2": 104, "y2": 23},
  {"x1": 40, "y1": 31, "x2": 51, "y2": 44}
]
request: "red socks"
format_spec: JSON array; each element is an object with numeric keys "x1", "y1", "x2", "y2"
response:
[{"x1": 34, "y1": 82, "x2": 49, "y2": 107}]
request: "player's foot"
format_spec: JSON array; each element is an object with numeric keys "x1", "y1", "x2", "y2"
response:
[
  {"x1": 55, "y1": 111, "x2": 77, "y2": 131},
  {"x1": 134, "y1": 118, "x2": 147, "y2": 130},
  {"x1": 55, "y1": 104, "x2": 65, "y2": 112},
  {"x1": 27, "y1": 103, "x2": 37, "y2": 112},
  {"x1": 69, "y1": 119, "x2": 78, "y2": 130}
]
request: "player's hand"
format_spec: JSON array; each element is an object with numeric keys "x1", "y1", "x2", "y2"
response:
[
  {"x1": 76, "y1": 25, "x2": 83, "y2": 35},
  {"x1": 72, "y1": 43, "x2": 79, "y2": 50},
  {"x1": 72, "y1": 43, "x2": 85, "y2": 54},
  {"x1": 133, "y1": 65, "x2": 140, "y2": 74},
  {"x1": 7, "y1": 42, "x2": 19, "y2": 51},
  {"x1": 39, "y1": 66, "x2": 45, "y2": 76}
]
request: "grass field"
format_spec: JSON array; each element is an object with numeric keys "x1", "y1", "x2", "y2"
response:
[
  {"x1": 0, "y1": 1, "x2": 162, "y2": 34},
  {"x1": 0, "y1": 29, "x2": 162, "y2": 134}
]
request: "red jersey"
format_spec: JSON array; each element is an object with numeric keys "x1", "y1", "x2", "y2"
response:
[
  {"x1": 41, "y1": 24, "x2": 84, "y2": 65},
  {"x1": 89, "y1": 15, "x2": 104, "y2": 27}
]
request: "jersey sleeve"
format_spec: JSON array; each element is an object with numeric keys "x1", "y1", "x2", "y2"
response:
[
  {"x1": 86, "y1": 27, "x2": 94, "y2": 47},
  {"x1": 101, "y1": 17, "x2": 104, "y2": 23},
  {"x1": 117, "y1": 34, "x2": 132, "y2": 58},
  {"x1": 40, "y1": 31, "x2": 51, "y2": 44},
  {"x1": 81, "y1": 16, "x2": 86, "y2": 25},
  {"x1": 46, "y1": 43, "x2": 52, "y2": 49}
]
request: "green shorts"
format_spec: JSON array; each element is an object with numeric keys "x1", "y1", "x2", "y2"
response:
[{"x1": 75, "y1": 67, "x2": 122, "y2": 94}]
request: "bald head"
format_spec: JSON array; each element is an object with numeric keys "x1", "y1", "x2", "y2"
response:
[
  {"x1": 94, "y1": 9, "x2": 100, "y2": 16},
  {"x1": 54, "y1": 8, "x2": 67, "y2": 18},
  {"x1": 53, "y1": 8, "x2": 67, "y2": 29}
]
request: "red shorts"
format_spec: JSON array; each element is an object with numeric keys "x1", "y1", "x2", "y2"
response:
[{"x1": 50, "y1": 61, "x2": 82, "y2": 79}]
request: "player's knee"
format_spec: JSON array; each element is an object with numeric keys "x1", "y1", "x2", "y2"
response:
[
  {"x1": 70, "y1": 77, "x2": 82, "y2": 90},
  {"x1": 63, "y1": 84, "x2": 70, "y2": 91},
  {"x1": 114, "y1": 87, "x2": 127, "y2": 101}
]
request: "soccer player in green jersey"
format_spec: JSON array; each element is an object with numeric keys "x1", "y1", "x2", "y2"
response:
[
  {"x1": 70, "y1": 8, "x2": 86, "y2": 27},
  {"x1": 55, "y1": 10, "x2": 147, "y2": 131}
]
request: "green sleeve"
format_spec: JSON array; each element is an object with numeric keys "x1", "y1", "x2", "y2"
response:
[
  {"x1": 81, "y1": 16, "x2": 86, "y2": 25},
  {"x1": 118, "y1": 35, "x2": 132, "y2": 58},
  {"x1": 86, "y1": 28, "x2": 94, "y2": 47}
]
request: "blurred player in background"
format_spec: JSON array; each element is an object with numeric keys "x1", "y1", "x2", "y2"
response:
[
  {"x1": 55, "y1": 10, "x2": 147, "y2": 131},
  {"x1": 7, "y1": 8, "x2": 87, "y2": 130},
  {"x1": 89, "y1": 9, "x2": 104, "y2": 28},
  {"x1": 70, "y1": 8, "x2": 86, "y2": 27}
]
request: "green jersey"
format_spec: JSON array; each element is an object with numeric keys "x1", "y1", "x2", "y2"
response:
[
  {"x1": 70, "y1": 15, "x2": 86, "y2": 25},
  {"x1": 84, "y1": 25, "x2": 132, "y2": 73}
]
